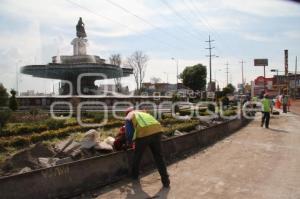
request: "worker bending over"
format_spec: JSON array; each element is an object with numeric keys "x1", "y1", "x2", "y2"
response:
[{"x1": 125, "y1": 108, "x2": 170, "y2": 188}]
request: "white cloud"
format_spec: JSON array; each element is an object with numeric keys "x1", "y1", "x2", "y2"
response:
[
  {"x1": 0, "y1": 0, "x2": 170, "y2": 38},
  {"x1": 0, "y1": 0, "x2": 299, "y2": 92},
  {"x1": 283, "y1": 30, "x2": 300, "y2": 39},
  {"x1": 223, "y1": 0, "x2": 300, "y2": 17},
  {"x1": 242, "y1": 33, "x2": 274, "y2": 42}
]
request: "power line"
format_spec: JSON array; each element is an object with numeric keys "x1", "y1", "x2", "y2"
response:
[
  {"x1": 147, "y1": 5, "x2": 204, "y2": 47},
  {"x1": 187, "y1": 0, "x2": 238, "y2": 56},
  {"x1": 159, "y1": 0, "x2": 205, "y2": 39},
  {"x1": 182, "y1": 0, "x2": 210, "y2": 35},
  {"x1": 65, "y1": 0, "x2": 185, "y2": 51},
  {"x1": 104, "y1": 0, "x2": 192, "y2": 47},
  {"x1": 181, "y1": 0, "x2": 231, "y2": 57}
]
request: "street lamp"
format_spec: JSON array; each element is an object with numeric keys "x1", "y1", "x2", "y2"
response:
[
  {"x1": 171, "y1": 57, "x2": 179, "y2": 91},
  {"x1": 270, "y1": 69, "x2": 279, "y2": 74},
  {"x1": 15, "y1": 60, "x2": 22, "y2": 96}
]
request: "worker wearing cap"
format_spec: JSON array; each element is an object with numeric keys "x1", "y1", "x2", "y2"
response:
[
  {"x1": 125, "y1": 107, "x2": 170, "y2": 188},
  {"x1": 261, "y1": 94, "x2": 272, "y2": 128}
]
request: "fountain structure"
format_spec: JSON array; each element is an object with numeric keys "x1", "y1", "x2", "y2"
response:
[{"x1": 21, "y1": 18, "x2": 132, "y2": 95}]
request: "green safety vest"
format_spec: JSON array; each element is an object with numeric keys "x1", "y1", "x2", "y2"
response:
[
  {"x1": 132, "y1": 112, "x2": 162, "y2": 140},
  {"x1": 261, "y1": 98, "x2": 271, "y2": 112}
]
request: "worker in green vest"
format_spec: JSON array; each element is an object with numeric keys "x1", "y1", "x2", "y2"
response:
[
  {"x1": 261, "y1": 94, "x2": 272, "y2": 128},
  {"x1": 125, "y1": 107, "x2": 170, "y2": 188},
  {"x1": 252, "y1": 96, "x2": 258, "y2": 102}
]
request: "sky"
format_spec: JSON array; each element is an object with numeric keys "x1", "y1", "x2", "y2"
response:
[{"x1": 0, "y1": 0, "x2": 300, "y2": 94}]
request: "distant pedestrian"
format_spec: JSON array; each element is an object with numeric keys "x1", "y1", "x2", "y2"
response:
[
  {"x1": 275, "y1": 96, "x2": 281, "y2": 109},
  {"x1": 282, "y1": 94, "x2": 288, "y2": 113},
  {"x1": 287, "y1": 97, "x2": 291, "y2": 112},
  {"x1": 261, "y1": 94, "x2": 272, "y2": 128}
]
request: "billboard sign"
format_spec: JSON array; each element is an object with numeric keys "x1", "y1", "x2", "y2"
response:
[{"x1": 254, "y1": 59, "x2": 268, "y2": 66}]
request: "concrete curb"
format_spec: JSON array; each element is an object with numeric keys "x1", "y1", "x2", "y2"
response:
[{"x1": 0, "y1": 118, "x2": 250, "y2": 199}]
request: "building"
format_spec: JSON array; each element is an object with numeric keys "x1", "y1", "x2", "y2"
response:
[
  {"x1": 142, "y1": 82, "x2": 191, "y2": 96},
  {"x1": 251, "y1": 76, "x2": 276, "y2": 97},
  {"x1": 273, "y1": 74, "x2": 300, "y2": 98}
]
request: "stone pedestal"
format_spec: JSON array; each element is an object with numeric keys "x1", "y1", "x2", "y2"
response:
[{"x1": 71, "y1": 38, "x2": 88, "y2": 55}]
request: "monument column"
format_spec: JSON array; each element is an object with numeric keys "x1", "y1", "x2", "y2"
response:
[{"x1": 71, "y1": 38, "x2": 87, "y2": 56}]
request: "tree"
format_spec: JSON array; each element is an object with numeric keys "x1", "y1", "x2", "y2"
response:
[
  {"x1": 0, "y1": 83, "x2": 10, "y2": 132},
  {"x1": 179, "y1": 64, "x2": 207, "y2": 91},
  {"x1": 150, "y1": 77, "x2": 161, "y2": 84},
  {"x1": 0, "y1": 109, "x2": 11, "y2": 132},
  {"x1": 126, "y1": 51, "x2": 149, "y2": 93},
  {"x1": 109, "y1": 54, "x2": 122, "y2": 66},
  {"x1": 109, "y1": 54, "x2": 122, "y2": 92},
  {"x1": 0, "y1": 83, "x2": 9, "y2": 107},
  {"x1": 9, "y1": 89, "x2": 18, "y2": 111},
  {"x1": 223, "y1": 83, "x2": 235, "y2": 95}
]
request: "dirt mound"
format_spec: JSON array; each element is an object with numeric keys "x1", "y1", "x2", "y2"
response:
[
  {"x1": 30, "y1": 142, "x2": 55, "y2": 158},
  {"x1": 1, "y1": 143, "x2": 55, "y2": 173},
  {"x1": 1, "y1": 129, "x2": 116, "y2": 176}
]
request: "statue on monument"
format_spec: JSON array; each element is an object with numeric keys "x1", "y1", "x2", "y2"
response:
[
  {"x1": 72, "y1": 17, "x2": 88, "y2": 55},
  {"x1": 76, "y1": 17, "x2": 87, "y2": 38}
]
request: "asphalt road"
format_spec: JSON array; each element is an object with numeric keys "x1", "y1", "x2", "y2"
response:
[{"x1": 76, "y1": 110, "x2": 300, "y2": 199}]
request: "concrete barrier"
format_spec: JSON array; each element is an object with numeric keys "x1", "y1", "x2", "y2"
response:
[{"x1": 0, "y1": 118, "x2": 250, "y2": 199}]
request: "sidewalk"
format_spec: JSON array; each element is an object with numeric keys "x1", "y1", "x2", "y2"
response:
[
  {"x1": 74, "y1": 112, "x2": 300, "y2": 199},
  {"x1": 290, "y1": 99, "x2": 300, "y2": 115}
]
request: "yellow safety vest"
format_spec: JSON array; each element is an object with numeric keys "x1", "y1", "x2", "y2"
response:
[
  {"x1": 132, "y1": 112, "x2": 162, "y2": 140},
  {"x1": 262, "y1": 98, "x2": 271, "y2": 112}
]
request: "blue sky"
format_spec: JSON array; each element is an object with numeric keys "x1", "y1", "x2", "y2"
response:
[{"x1": 0, "y1": 0, "x2": 300, "y2": 93}]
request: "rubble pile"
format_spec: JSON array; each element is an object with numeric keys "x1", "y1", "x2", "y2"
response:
[
  {"x1": 0, "y1": 129, "x2": 115, "y2": 176},
  {"x1": 0, "y1": 118, "x2": 222, "y2": 176}
]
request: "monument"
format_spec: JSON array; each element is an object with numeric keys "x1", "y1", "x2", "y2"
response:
[{"x1": 21, "y1": 18, "x2": 132, "y2": 95}]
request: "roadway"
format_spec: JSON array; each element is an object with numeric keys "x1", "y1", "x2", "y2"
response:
[{"x1": 74, "y1": 109, "x2": 300, "y2": 199}]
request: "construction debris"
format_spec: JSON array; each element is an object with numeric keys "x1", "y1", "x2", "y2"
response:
[
  {"x1": 195, "y1": 125, "x2": 206, "y2": 131},
  {"x1": 18, "y1": 167, "x2": 32, "y2": 174},
  {"x1": 38, "y1": 157, "x2": 59, "y2": 168},
  {"x1": 0, "y1": 128, "x2": 118, "y2": 176},
  {"x1": 103, "y1": 136, "x2": 115, "y2": 146},
  {"x1": 80, "y1": 129, "x2": 98, "y2": 149},
  {"x1": 95, "y1": 142, "x2": 113, "y2": 152},
  {"x1": 1, "y1": 143, "x2": 56, "y2": 173},
  {"x1": 0, "y1": 118, "x2": 214, "y2": 176},
  {"x1": 56, "y1": 157, "x2": 73, "y2": 165},
  {"x1": 174, "y1": 130, "x2": 185, "y2": 136}
]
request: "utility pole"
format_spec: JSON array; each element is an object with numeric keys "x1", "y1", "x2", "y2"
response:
[
  {"x1": 240, "y1": 60, "x2": 246, "y2": 85},
  {"x1": 171, "y1": 58, "x2": 179, "y2": 91},
  {"x1": 205, "y1": 35, "x2": 216, "y2": 86},
  {"x1": 295, "y1": 56, "x2": 298, "y2": 99},
  {"x1": 225, "y1": 62, "x2": 229, "y2": 86}
]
